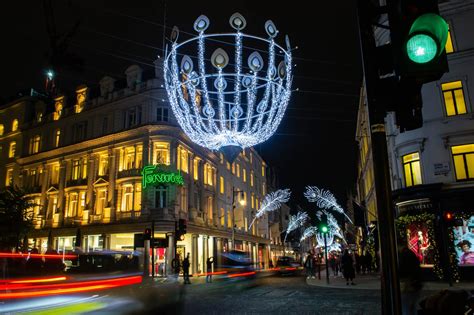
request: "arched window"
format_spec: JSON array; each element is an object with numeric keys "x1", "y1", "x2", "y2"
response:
[
  {"x1": 11, "y1": 119, "x2": 18, "y2": 132},
  {"x1": 0, "y1": 124, "x2": 4, "y2": 136}
]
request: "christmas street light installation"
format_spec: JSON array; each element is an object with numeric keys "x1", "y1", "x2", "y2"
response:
[{"x1": 164, "y1": 13, "x2": 293, "y2": 162}]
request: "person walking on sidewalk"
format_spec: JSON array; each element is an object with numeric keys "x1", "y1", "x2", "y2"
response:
[
  {"x1": 329, "y1": 254, "x2": 338, "y2": 276},
  {"x1": 182, "y1": 253, "x2": 191, "y2": 284},
  {"x1": 399, "y1": 244, "x2": 423, "y2": 315},
  {"x1": 206, "y1": 257, "x2": 214, "y2": 283},
  {"x1": 304, "y1": 251, "x2": 314, "y2": 279},
  {"x1": 341, "y1": 249, "x2": 355, "y2": 285}
]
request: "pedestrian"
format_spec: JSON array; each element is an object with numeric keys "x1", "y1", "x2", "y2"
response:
[
  {"x1": 399, "y1": 244, "x2": 423, "y2": 315},
  {"x1": 365, "y1": 251, "x2": 372, "y2": 274},
  {"x1": 341, "y1": 249, "x2": 355, "y2": 285},
  {"x1": 206, "y1": 257, "x2": 214, "y2": 283},
  {"x1": 182, "y1": 253, "x2": 191, "y2": 284},
  {"x1": 329, "y1": 254, "x2": 337, "y2": 276},
  {"x1": 304, "y1": 251, "x2": 314, "y2": 279}
]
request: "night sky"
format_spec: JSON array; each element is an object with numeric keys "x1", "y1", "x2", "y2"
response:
[{"x1": 1, "y1": 1, "x2": 362, "y2": 212}]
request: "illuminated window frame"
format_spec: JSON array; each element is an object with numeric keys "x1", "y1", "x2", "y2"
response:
[
  {"x1": 445, "y1": 26, "x2": 454, "y2": 54},
  {"x1": 451, "y1": 144, "x2": 474, "y2": 181},
  {"x1": 402, "y1": 152, "x2": 423, "y2": 187},
  {"x1": 8, "y1": 141, "x2": 16, "y2": 158},
  {"x1": 441, "y1": 81, "x2": 467, "y2": 117}
]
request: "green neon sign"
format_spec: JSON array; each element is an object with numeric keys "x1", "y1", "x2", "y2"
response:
[{"x1": 142, "y1": 165, "x2": 184, "y2": 189}]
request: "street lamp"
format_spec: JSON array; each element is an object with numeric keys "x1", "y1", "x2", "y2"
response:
[{"x1": 232, "y1": 188, "x2": 246, "y2": 250}]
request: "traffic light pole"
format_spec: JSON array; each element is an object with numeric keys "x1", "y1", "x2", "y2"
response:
[
  {"x1": 357, "y1": 1, "x2": 402, "y2": 314},
  {"x1": 324, "y1": 233, "x2": 329, "y2": 285}
]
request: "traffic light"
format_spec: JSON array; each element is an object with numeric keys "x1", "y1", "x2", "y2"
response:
[
  {"x1": 390, "y1": 0, "x2": 449, "y2": 82},
  {"x1": 176, "y1": 219, "x2": 187, "y2": 240},
  {"x1": 385, "y1": 0, "x2": 450, "y2": 131},
  {"x1": 144, "y1": 228, "x2": 152, "y2": 241},
  {"x1": 443, "y1": 211, "x2": 463, "y2": 227},
  {"x1": 319, "y1": 213, "x2": 329, "y2": 234}
]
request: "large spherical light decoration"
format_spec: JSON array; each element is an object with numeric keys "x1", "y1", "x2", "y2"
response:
[{"x1": 164, "y1": 13, "x2": 293, "y2": 161}]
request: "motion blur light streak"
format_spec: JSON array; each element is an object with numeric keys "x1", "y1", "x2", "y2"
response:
[
  {"x1": 193, "y1": 271, "x2": 228, "y2": 277},
  {"x1": 0, "y1": 252, "x2": 77, "y2": 259},
  {"x1": 8, "y1": 276, "x2": 68, "y2": 284},
  {"x1": 0, "y1": 275, "x2": 142, "y2": 299},
  {"x1": 227, "y1": 271, "x2": 256, "y2": 278}
]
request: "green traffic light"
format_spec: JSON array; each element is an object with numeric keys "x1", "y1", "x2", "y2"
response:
[
  {"x1": 406, "y1": 13, "x2": 449, "y2": 64},
  {"x1": 407, "y1": 34, "x2": 437, "y2": 63},
  {"x1": 321, "y1": 226, "x2": 328, "y2": 233}
]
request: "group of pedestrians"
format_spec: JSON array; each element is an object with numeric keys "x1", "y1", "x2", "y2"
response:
[
  {"x1": 304, "y1": 249, "x2": 377, "y2": 286},
  {"x1": 173, "y1": 253, "x2": 215, "y2": 285}
]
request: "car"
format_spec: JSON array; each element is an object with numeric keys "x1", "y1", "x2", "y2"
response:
[
  {"x1": 215, "y1": 250, "x2": 256, "y2": 279},
  {"x1": 275, "y1": 256, "x2": 300, "y2": 275}
]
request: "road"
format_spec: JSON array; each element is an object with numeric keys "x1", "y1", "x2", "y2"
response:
[{"x1": 2, "y1": 273, "x2": 382, "y2": 314}]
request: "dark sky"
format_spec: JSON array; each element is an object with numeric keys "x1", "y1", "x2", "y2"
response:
[{"x1": 1, "y1": 1, "x2": 362, "y2": 211}]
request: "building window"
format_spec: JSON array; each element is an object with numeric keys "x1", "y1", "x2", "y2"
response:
[
  {"x1": 67, "y1": 193, "x2": 78, "y2": 217},
  {"x1": 72, "y1": 160, "x2": 80, "y2": 180},
  {"x1": 11, "y1": 119, "x2": 18, "y2": 132},
  {"x1": 220, "y1": 208, "x2": 225, "y2": 227},
  {"x1": 5, "y1": 168, "x2": 13, "y2": 186},
  {"x1": 442, "y1": 81, "x2": 467, "y2": 116},
  {"x1": 250, "y1": 171, "x2": 254, "y2": 187},
  {"x1": 445, "y1": 27, "x2": 454, "y2": 54},
  {"x1": 193, "y1": 158, "x2": 199, "y2": 180},
  {"x1": 403, "y1": 152, "x2": 422, "y2": 187},
  {"x1": 0, "y1": 124, "x2": 4, "y2": 136},
  {"x1": 204, "y1": 164, "x2": 214, "y2": 186},
  {"x1": 96, "y1": 189, "x2": 107, "y2": 215},
  {"x1": 157, "y1": 107, "x2": 169, "y2": 122},
  {"x1": 207, "y1": 196, "x2": 213, "y2": 224},
  {"x1": 180, "y1": 186, "x2": 187, "y2": 211},
  {"x1": 54, "y1": 96, "x2": 64, "y2": 120},
  {"x1": 177, "y1": 146, "x2": 189, "y2": 173},
  {"x1": 219, "y1": 153, "x2": 224, "y2": 164},
  {"x1": 134, "y1": 183, "x2": 141, "y2": 210},
  {"x1": 153, "y1": 142, "x2": 170, "y2": 165},
  {"x1": 30, "y1": 135, "x2": 41, "y2": 154},
  {"x1": 72, "y1": 121, "x2": 88, "y2": 142},
  {"x1": 54, "y1": 129, "x2": 61, "y2": 147},
  {"x1": 75, "y1": 86, "x2": 87, "y2": 113},
  {"x1": 236, "y1": 164, "x2": 240, "y2": 178},
  {"x1": 220, "y1": 176, "x2": 225, "y2": 194},
  {"x1": 262, "y1": 182, "x2": 266, "y2": 195},
  {"x1": 125, "y1": 106, "x2": 142, "y2": 128},
  {"x1": 451, "y1": 144, "x2": 474, "y2": 181},
  {"x1": 155, "y1": 186, "x2": 168, "y2": 208},
  {"x1": 226, "y1": 162, "x2": 230, "y2": 170},
  {"x1": 8, "y1": 141, "x2": 16, "y2": 158},
  {"x1": 122, "y1": 145, "x2": 142, "y2": 170},
  {"x1": 251, "y1": 193, "x2": 255, "y2": 209},
  {"x1": 37, "y1": 112, "x2": 43, "y2": 122},
  {"x1": 48, "y1": 194, "x2": 58, "y2": 214},
  {"x1": 122, "y1": 185, "x2": 134, "y2": 211},
  {"x1": 98, "y1": 154, "x2": 109, "y2": 176},
  {"x1": 261, "y1": 164, "x2": 265, "y2": 177},
  {"x1": 51, "y1": 164, "x2": 60, "y2": 185}
]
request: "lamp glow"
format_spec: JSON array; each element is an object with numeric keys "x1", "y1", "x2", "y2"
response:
[{"x1": 406, "y1": 34, "x2": 437, "y2": 63}]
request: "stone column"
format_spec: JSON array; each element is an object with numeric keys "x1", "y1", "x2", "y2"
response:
[
  {"x1": 40, "y1": 163, "x2": 48, "y2": 219},
  {"x1": 192, "y1": 234, "x2": 199, "y2": 274},
  {"x1": 202, "y1": 235, "x2": 209, "y2": 274},
  {"x1": 166, "y1": 233, "x2": 175, "y2": 276},
  {"x1": 142, "y1": 136, "x2": 150, "y2": 214},
  {"x1": 86, "y1": 152, "x2": 94, "y2": 214},
  {"x1": 57, "y1": 159, "x2": 67, "y2": 225},
  {"x1": 108, "y1": 147, "x2": 117, "y2": 222}
]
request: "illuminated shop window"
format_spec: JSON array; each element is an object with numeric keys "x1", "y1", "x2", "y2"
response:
[
  {"x1": 442, "y1": 81, "x2": 467, "y2": 116},
  {"x1": 406, "y1": 223, "x2": 434, "y2": 267},
  {"x1": 451, "y1": 144, "x2": 474, "y2": 181},
  {"x1": 403, "y1": 152, "x2": 423, "y2": 187}
]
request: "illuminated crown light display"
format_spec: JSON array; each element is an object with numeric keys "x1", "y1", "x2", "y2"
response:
[{"x1": 164, "y1": 13, "x2": 293, "y2": 161}]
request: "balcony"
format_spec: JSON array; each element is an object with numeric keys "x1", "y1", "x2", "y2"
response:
[
  {"x1": 117, "y1": 211, "x2": 141, "y2": 221},
  {"x1": 66, "y1": 178, "x2": 88, "y2": 187},
  {"x1": 117, "y1": 168, "x2": 141, "y2": 179}
]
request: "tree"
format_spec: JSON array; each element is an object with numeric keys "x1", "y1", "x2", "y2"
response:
[{"x1": 0, "y1": 187, "x2": 35, "y2": 251}]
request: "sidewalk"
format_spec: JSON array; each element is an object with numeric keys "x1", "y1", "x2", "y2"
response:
[{"x1": 307, "y1": 271, "x2": 474, "y2": 291}]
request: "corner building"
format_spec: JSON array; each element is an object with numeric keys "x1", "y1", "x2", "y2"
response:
[{"x1": 0, "y1": 62, "x2": 275, "y2": 275}]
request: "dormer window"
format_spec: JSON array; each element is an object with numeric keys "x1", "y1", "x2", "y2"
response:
[
  {"x1": 11, "y1": 119, "x2": 18, "y2": 132},
  {"x1": 74, "y1": 85, "x2": 87, "y2": 113},
  {"x1": 125, "y1": 65, "x2": 143, "y2": 89},
  {"x1": 37, "y1": 112, "x2": 43, "y2": 122},
  {"x1": 53, "y1": 96, "x2": 64, "y2": 120}
]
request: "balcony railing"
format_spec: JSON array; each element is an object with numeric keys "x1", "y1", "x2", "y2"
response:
[
  {"x1": 66, "y1": 178, "x2": 88, "y2": 187},
  {"x1": 117, "y1": 211, "x2": 141, "y2": 221},
  {"x1": 117, "y1": 168, "x2": 141, "y2": 179}
]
